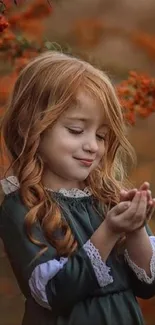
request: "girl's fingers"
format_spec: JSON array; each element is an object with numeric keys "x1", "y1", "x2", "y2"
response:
[
  {"x1": 109, "y1": 201, "x2": 131, "y2": 217},
  {"x1": 128, "y1": 191, "x2": 147, "y2": 230},
  {"x1": 146, "y1": 198, "x2": 155, "y2": 221},
  {"x1": 139, "y1": 182, "x2": 152, "y2": 202},
  {"x1": 122, "y1": 191, "x2": 141, "y2": 218},
  {"x1": 120, "y1": 183, "x2": 151, "y2": 206},
  {"x1": 146, "y1": 189, "x2": 152, "y2": 204},
  {"x1": 139, "y1": 182, "x2": 150, "y2": 191},
  {"x1": 129, "y1": 191, "x2": 142, "y2": 211},
  {"x1": 134, "y1": 191, "x2": 147, "y2": 219},
  {"x1": 147, "y1": 206, "x2": 155, "y2": 221},
  {"x1": 120, "y1": 189, "x2": 137, "y2": 201},
  {"x1": 125, "y1": 191, "x2": 146, "y2": 221},
  {"x1": 120, "y1": 190, "x2": 128, "y2": 201}
]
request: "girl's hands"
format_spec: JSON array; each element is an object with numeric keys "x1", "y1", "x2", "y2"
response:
[
  {"x1": 105, "y1": 191, "x2": 147, "y2": 235},
  {"x1": 120, "y1": 182, "x2": 155, "y2": 222}
]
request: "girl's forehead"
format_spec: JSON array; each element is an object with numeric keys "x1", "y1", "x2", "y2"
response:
[{"x1": 61, "y1": 91, "x2": 109, "y2": 126}]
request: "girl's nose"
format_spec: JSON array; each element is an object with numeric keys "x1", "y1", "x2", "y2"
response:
[{"x1": 82, "y1": 137, "x2": 99, "y2": 153}]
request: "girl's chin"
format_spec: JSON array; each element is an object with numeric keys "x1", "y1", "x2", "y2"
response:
[{"x1": 71, "y1": 173, "x2": 91, "y2": 182}]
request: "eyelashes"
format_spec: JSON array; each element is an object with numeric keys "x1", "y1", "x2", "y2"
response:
[
  {"x1": 96, "y1": 134, "x2": 106, "y2": 141},
  {"x1": 67, "y1": 128, "x2": 82, "y2": 135},
  {"x1": 67, "y1": 128, "x2": 106, "y2": 141}
]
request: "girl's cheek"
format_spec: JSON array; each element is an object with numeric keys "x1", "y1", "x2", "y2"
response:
[{"x1": 99, "y1": 147, "x2": 106, "y2": 159}]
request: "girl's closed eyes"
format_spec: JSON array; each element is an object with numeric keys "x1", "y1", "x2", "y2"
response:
[{"x1": 66, "y1": 127, "x2": 107, "y2": 141}]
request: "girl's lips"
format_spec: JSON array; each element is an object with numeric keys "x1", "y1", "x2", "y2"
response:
[{"x1": 75, "y1": 158, "x2": 94, "y2": 167}]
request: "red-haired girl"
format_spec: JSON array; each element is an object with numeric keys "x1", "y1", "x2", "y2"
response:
[{"x1": 0, "y1": 51, "x2": 155, "y2": 325}]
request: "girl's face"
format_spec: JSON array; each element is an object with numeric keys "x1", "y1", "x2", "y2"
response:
[{"x1": 39, "y1": 92, "x2": 109, "y2": 190}]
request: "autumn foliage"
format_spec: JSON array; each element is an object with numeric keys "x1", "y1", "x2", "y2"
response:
[
  {"x1": 0, "y1": 0, "x2": 52, "y2": 106},
  {"x1": 131, "y1": 31, "x2": 155, "y2": 60},
  {"x1": 0, "y1": 0, "x2": 53, "y2": 174},
  {"x1": 117, "y1": 71, "x2": 155, "y2": 124}
]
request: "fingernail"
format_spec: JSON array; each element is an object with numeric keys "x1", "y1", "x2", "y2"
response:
[{"x1": 124, "y1": 202, "x2": 131, "y2": 208}]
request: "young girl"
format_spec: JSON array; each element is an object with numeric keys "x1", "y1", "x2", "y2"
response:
[{"x1": 0, "y1": 51, "x2": 155, "y2": 325}]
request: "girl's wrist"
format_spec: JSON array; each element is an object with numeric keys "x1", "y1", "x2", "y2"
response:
[
  {"x1": 102, "y1": 219, "x2": 123, "y2": 242},
  {"x1": 126, "y1": 225, "x2": 146, "y2": 239},
  {"x1": 91, "y1": 220, "x2": 122, "y2": 261}
]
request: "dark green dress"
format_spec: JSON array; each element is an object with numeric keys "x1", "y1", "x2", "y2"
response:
[{"x1": 0, "y1": 189, "x2": 155, "y2": 325}]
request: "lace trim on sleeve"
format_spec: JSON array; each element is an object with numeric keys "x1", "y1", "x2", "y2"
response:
[
  {"x1": 83, "y1": 239, "x2": 113, "y2": 287},
  {"x1": 0, "y1": 176, "x2": 19, "y2": 194},
  {"x1": 124, "y1": 236, "x2": 155, "y2": 284}
]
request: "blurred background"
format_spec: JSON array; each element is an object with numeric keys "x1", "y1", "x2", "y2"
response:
[{"x1": 0, "y1": 0, "x2": 155, "y2": 324}]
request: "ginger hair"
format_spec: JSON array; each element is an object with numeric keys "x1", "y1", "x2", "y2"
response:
[{"x1": 1, "y1": 51, "x2": 135, "y2": 256}]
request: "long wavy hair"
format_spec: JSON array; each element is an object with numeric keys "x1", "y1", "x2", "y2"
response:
[{"x1": 1, "y1": 51, "x2": 135, "y2": 256}]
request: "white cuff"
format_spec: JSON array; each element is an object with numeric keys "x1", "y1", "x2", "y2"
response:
[
  {"x1": 83, "y1": 240, "x2": 113, "y2": 287},
  {"x1": 29, "y1": 257, "x2": 68, "y2": 309},
  {"x1": 124, "y1": 236, "x2": 155, "y2": 284}
]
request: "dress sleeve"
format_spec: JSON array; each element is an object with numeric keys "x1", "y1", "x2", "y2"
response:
[
  {"x1": 0, "y1": 192, "x2": 113, "y2": 314},
  {"x1": 124, "y1": 236, "x2": 155, "y2": 284},
  {"x1": 44, "y1": 239, "x2": 113, "y2": 313},
  {"x1": 124, "y1": 225, "x2": 155, "y2": 299}
]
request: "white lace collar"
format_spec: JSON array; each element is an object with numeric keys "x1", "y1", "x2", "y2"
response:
[{"x1": 0, "y1": 176, "x2": 92, "y2": 198}]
